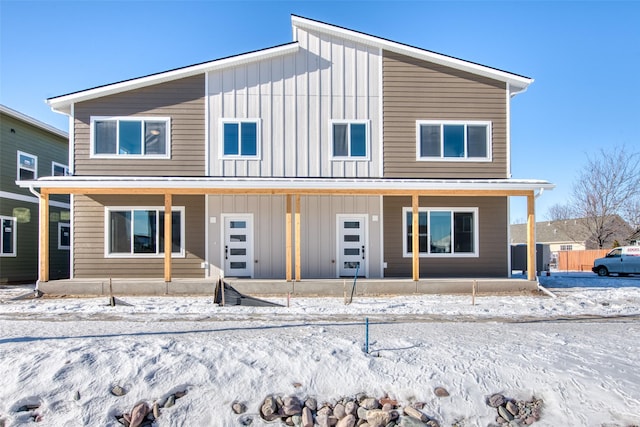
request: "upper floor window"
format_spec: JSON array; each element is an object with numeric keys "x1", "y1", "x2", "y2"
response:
[
  {"x1": 403, "y1": 207, "x2": 479, "y2": 257},
  {"x1": 331, "y1": 121, "x2": 369, "y2": 159},
  {"x1": 17, "y1": 151, "x2": 37, "y2": 180},
  {"x1": 91, "y1": 117, "x2": 170, "y2": 158},
  {"x1": 105, "y1": 207, "x2": 184, "y2": 257},
  {"x1": 221, "y1": 119, "x2": 260, "y2": 158},
  {"x1": 1, "y1": 216, "x2": 17, "y2": 257},
  {"x1": 52, "y1": 162, "x2": 70, "y2": 176},
  {"x1": 416, "y1": 121, "x2": 491, "y2": 161}
]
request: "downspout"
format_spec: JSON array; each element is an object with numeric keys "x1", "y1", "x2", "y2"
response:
[
  {"x1": 28, "y1": 184, "x2": 43, "y2": 295},
  {"x1": 533, "y1": 187, "x2": 557, "y2": 297}
]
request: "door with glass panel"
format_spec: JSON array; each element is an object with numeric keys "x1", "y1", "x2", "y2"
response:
[
  {"x1": 223, "y1": 215, "x2": 253, "y2": 278},
  {"x1": 337, "y1": 215, "x2": 367, "y2": 277}
]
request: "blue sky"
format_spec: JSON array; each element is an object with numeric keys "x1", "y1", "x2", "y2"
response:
[{"x1": 1, "y1": 1, "x2": 639, "y2": 223}]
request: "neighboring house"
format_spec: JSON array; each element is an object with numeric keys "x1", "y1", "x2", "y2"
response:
[
  {"x1": 19, "y1": 15, "x2": 553, "y2": 288},
  {"x1": 627, "y1": 229, "x2": 640, "y2": 246},
  {"x1": 510, "y1": 216, "x2": 634, "y2": 252},
  {"x1": 0, "y1": 105, "x2": 70, "y2": 283}
]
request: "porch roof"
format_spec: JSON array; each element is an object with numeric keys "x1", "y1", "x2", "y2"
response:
[{"x1": 18, "y1": 176, "x2": 555, "y2": 196}]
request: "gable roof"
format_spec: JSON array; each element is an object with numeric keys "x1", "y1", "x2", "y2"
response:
[
  {"x1": 47, "y1": 15, "x2": 533, "y2": 115},
  {"x1": 291, "y1": 15, "x2": 532, "y2": 94},
  {"x1": 0, "y1": 104, "x2": 68, "y2": 139}
]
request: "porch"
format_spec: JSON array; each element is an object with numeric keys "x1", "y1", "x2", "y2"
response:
[{"x1": 36, "y1": 277, "x2": 538, "y2": 297}]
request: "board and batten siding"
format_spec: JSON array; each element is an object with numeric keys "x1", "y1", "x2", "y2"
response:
[
  {"x1": 207, "y1": 195, "x2": 382, "y2": 279},
  {"x1": 72, "y1": 195, "x2": 205, "y2": 279},
  {"x1": 382, "y1": 50, "x2": 508, "y2": 179},
  {"x1": 383, "y1": 196, "x2": 508, "y2": 277},
  {"x1": 73, "y1": 75, "x2": 205, "y2": 176},
  {"x1": 208, "y1": 27, "x2": 381, "y2": 178}
]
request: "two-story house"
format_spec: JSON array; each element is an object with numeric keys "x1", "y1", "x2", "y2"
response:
[
  {"x1": 1, "y1": 105, "x2": 70, "y2": 283},
  {"x1": 20, "y1": 16, "x2": 553, "y2": 293}
]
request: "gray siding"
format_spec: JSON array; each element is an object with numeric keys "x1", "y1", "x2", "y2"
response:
[
  {"x1": 1, "y1": 110, "x2": 69, "y2": 283},
  {"x1": 0, "y1": 199, "x2": 69, "y2": 282},
  {"x1": 73, "y1": 75, "x2": 205, "y2": 176},
  {"x1": 383, "y1": 196, "x2": 508, "y2": 277},
  {"x1": 382, "y1": 50, "x2": 508, "y2": 179},
  {"x1": 73, "y1": 195, "x2": 205, "y2": 279}
]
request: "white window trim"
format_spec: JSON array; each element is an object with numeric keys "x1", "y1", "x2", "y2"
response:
[
  {"x1": 415, "y1": 120, "x2": 492, "y2": 162},
  {"x1": 90, "y1": 116, "x2": 171, "y2": 159},
  {"x1": 330, "y1": 119, "x2": 371, "y2": 161},
  {"x1": 402, "y1": 207, "x2": 479, "y2": 258},
  {"x1": 219, "y1": 118, "x2": 262, "y2": 160},
  {"x1": 0, "y1": 215, "x2": 17, "y2": 257},
  {"x1": 58, "y1": 222, "x2": 71, "y2": 250},
  {"x1": 52, "y1": 161, "x2": 70, "y2": 177},
  {"x1": 17, "y1": 151, "x2": 38, "y2": 180},
  {"x1": 103, "y1": 206, "x2": 186, "y2": 258}
]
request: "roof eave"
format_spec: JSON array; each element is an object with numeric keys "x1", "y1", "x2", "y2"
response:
[
  {"x1": 46, "y1": 42, "x2": 300, "y2": 115},
  {"x1": 17, "y1": 177, "x2": 555, "y2": 193},
  {"x1": 291, "y1": 15, "x2": 533, "y2": 91}
]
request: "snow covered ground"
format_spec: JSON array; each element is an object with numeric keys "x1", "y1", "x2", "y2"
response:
[{"x1": 0, "y1": 273, "x2": 639, "y2": 426}]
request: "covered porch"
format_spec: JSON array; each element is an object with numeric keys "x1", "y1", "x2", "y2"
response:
[
  {"x1": 35, "y1": 276, "x2": 538, "y2": 297},
  {"x1": 19, "y1": 176, "x2": 554, "y2": 288}
]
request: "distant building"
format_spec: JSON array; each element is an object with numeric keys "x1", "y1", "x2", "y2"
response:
[
  {"x1": 510, "y1": 216, "x2": 634, "y2": 253},
  {"x1": 628, "y1": 229, "x2": 640, "y2": 246},
  {"x1": 0, "y1": 105, "x2": 70, "y2": 283}
]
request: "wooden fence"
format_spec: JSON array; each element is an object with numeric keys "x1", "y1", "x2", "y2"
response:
[{"x1": 556, "y1": 249, "x2": 609, "y2": 272}]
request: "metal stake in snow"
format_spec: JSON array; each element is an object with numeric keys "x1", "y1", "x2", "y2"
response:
[{"x1": 364, "y1": 317, "x2": 369, "y2": 354}]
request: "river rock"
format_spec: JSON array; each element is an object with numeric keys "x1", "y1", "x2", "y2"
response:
[
  {"x1": 334, "y1": 403, "x2": 346, "y2": 419},
  {"x1": 164, "y1": 395, "x2": 175, "y2": 408},
  {"x1": 111, "y1": 385, "x2": 126, "y2": 397},
  {"x1": 305, "y1": 398, "x2": 317, "y2": 411},
  {"x1": 357, "y1": 406, "x2": 368, "y2": 420},
  {"x1": 505, "y1": 401, "x2": 518, "y2": 416},
  {"x1": 344, "y1": 401, "x2": 357, "y2": 415},
  {"x1": 129, "y1": 402, "x2": 149, "y2": 427},
  {"x1": 302, "y1": 407, "x2": 313, "y2": 427},
  {"x1": 497, "y1": 406, "x2": 514, "y2": 421},
  {"x1": 336, "y1": 414, "x2": 356, "y2": 427},
  {"x1": 403, "y1": 406, "x2": 428, "y2": 422},
  {"x1": 488, "y1": 394, "x2": 505, "y2": 408},
  {"x1": 361, "y1": 398, "x2": 379, "y2": 410},
  {"x1": 434, "y1": 387, "x2": 449, "y2": 397},
  {"x1": 366, "y1": 409, "x2": 390, "y2": 426},
  {"x1": 232, "y1": 402, "x2": 247, "y2": 414},
  {"x1": 261, "y1": 395, "x2": 277, "y2": 417}
]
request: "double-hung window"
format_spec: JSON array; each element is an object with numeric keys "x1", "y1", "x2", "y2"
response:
[
  {"x1": 331, "y1": 121, "x2": 369, "y2": 159},
  {"x1": 91, "y1": 117, "x2": 170, "y2": 157},
  {"x1": 221, "y1": 119, "x2": 260, "y2": 158},
  {"x1": 403, "y1": 207, "x2": 478, "y2": 257},
  {"x1": 52, "y1": 162, "x2": 70, "y2": 176},
  {"x1": 1, "y1": 216, "x2": 17, "y2": 257},
  {"x1": 105, "y1": 207, "x2": 184, "y2": 257},
  {"x1": 417, "y1": 121, "x2": 491, "y2": 161},
  {"x1": 17, "y1": 151, "x2": 37, "y2": 180}
]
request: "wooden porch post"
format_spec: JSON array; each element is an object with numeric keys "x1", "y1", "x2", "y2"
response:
[
  {"x1": 526, "y1": 192, "x2": 536, "y2": 281},
  {"x1": 285, "y1": 195, "x2": 292, "y2": 282},
  {"x1": 164, "y1": 193, "x2": 172, "y2": 283},
  {"x1": 295, "y1": 194, "x2": 301, "y2": 282},
  {"x1": 39, "y1": 191, "x2": 50, "y2": 282},
  {"x1": 412, "y1": 193, "x2": 419, "y2": 281}
]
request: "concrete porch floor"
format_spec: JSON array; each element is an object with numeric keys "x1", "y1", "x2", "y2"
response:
[{"x1": 36, "y1": 277, "x2": 539, "y2": 297}]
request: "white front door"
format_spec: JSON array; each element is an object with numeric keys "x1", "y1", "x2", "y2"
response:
[
  {"x1": 223, "y1": 215, "x2": 253, "y2": 278},
  {"x1": 337, "y1": 215, "x2": 367, "y2": 277}
]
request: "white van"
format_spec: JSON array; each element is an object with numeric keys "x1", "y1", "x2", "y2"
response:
[{"x1": 592, "y1": 246, "x2": 640, "y2": 276}]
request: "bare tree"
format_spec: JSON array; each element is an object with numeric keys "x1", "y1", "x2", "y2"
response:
[{"x1": 547, "y1": 145, "x2": 640, "y2": 248}]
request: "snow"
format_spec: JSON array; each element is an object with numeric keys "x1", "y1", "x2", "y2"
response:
[{"x1": 0, "y1": 273, "x2": 639, "y2": 426}]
